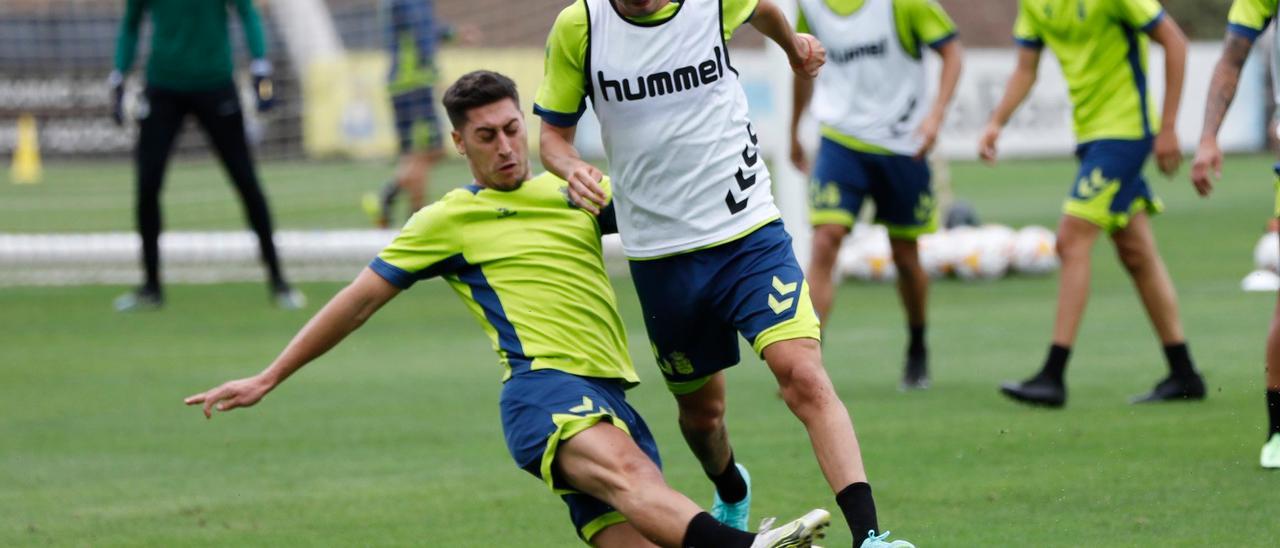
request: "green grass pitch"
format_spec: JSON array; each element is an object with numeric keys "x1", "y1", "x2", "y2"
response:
[{"x1": 3, "y1": 156, "x2": 1280, "y2": 545}]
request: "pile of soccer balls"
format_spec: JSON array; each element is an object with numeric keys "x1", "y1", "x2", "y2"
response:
[
  {"x1": 1244, "y1": 231, "x2": 1280, "y2": 292},
  {"x1": 839, "y1": 224, "x2": 1059, "y2": 283}
]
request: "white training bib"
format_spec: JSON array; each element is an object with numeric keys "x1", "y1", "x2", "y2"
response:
[
  {"x1": 799, "y1": 0, "x2": 927, "y2": 155},
  {"x1": 586, "y1": 0, "x2": 779, "y2": 258}
]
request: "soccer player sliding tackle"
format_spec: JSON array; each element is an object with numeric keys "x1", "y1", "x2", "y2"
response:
[
  {"x1": 185, "y1": 71, "x2": 828, "y2": 547},
  {"x1": 536, "y1": 0, "x2": 912, "y2": 545},
  {"x1": 980, "y1": 0, "x2": 1205, "y2": 408},
  {"x1": 1190, "y1": 0, "x2": 1280, "y2": 468}
]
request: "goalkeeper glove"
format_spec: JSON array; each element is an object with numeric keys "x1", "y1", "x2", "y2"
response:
[
  {"x1": 108, "y1": 70, "x2": 125, "y2": 126},
  {"x1": 250, "y1": 59, "x2": 275, "y2": 113}
]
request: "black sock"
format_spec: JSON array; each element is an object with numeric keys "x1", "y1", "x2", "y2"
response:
[
  {"x1": 836, "y1": 482, "x2": 878, "y2": 545},
  {"x1": 1041, "y1": 344, "x2": 1071, "y2": 383},
  {"x1": 1163, "y1": 343, "x2": 1196, "y2": 378},
  {"x1": 707, "y1": 453, "x2": 748, "y2": 504},
  {"x1": 1268, "y1": 390, "x2": 1280, "y2": 438},
  {"x1": 379, "y1": 179, "x2": 400, "y2": 219},
  {"x1": 907, "y1": 324, "x2": 926, "y2": 358},
  {"x1": 682, "y1": 511, "x2": 754, "y2": 548}
]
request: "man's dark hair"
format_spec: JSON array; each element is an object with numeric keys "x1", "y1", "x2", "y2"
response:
[{"x1": 442, "y1": 70, "x2": 521, "y2": 130}]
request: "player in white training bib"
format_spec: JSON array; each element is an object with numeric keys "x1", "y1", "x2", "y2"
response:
[
  {"x1": 536, "y1": 1, "x2": 914, "y2": 546},
  {"x1": 790, "y1": 0, "x2": 963, "y2": 390}
]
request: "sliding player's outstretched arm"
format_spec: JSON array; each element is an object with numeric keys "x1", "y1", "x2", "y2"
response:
[
  {"x1": 184, "y1": 269, "x2": 401, "y2": 418},
  {"x1": 1193, "y1": 33, "x2": 1255, "y2": 196},
  {"x1": 750, "y1": 0, "x2": 825, "y2": 78}
]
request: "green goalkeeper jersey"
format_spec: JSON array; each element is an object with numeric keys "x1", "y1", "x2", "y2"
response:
[{"x1": 114, "y1": 0, "x2": 268, "y2": 91}]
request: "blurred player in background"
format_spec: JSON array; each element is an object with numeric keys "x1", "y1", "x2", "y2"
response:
[
  {"x1": 537, "y1": 1, "x2": 912, "y2": 545},
  {"x1": 980, "y1": 0, "x2": 1203, "y2": 408},
  {"x1": 363, "y1": 0, "x2": 460, "y2": 228},
  {"x1": 185, "y1": 71, "x2": 831, "y2": 548},
  {"x1": 110, "y1": 0, "x2": 302, "y2": 311},
  {"x1": 1191, "y1": 0, "x2": 1280, "y2": 468},
  {"x1": 790, "y1": 0, "x2": 963, "y2": 390}
]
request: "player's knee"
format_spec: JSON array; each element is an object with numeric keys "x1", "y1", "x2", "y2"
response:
[
  {"x1": 600, "y1": 450, "x2": 662, "y2": 497},
  {"x1": 677, "y1": 398, "x2": 725, "y2": 435},
  {"x1": 775, "y1": 359, "x2": 836, "y2": 418},
  {"x1": 811, "y1": 226, "x2": 846, "y2": 262},
  {"x1": 890, "y1": 240, "x2": 922, "y2": 270},
  {"x1": 1056, "y1": 234, "x2": 1088, "y2": 262},
  {"x1": 1115, "y1": 244, "x2": 1150, "y2": 275}
]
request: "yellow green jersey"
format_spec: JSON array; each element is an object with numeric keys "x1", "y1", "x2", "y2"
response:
[
  {"x1": 1013, "y1": 0, "x2": 1166, "y2": 143},
  {"x1": 795, "y1": 0, "x2": 958, "y2": 155},
  {"x1": 370, "y1": 172, "x2": 639, "y2": 385},
  {"x1": 534, "y1": 0, "x2": 760, "y2": 126},
  {"x1": 1227, "y1": 0, "x2": 1278, "y2": 41}
]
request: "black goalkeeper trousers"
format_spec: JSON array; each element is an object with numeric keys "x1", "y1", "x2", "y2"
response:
[{"x1": 133, "y1": 84, "x2": 284, "y2": 291}]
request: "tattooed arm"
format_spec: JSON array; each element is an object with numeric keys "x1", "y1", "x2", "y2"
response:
[{"x1": 1192, "y1": 33, "x2": 1255, "y2": 197}]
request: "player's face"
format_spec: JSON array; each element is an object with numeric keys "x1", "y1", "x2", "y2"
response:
[
  {"x1": 455, "y1": 98, "x2": 530, "y2": 191},
  {"x1": 614, "y1": 0, "x2": 669, "y2": 17}
]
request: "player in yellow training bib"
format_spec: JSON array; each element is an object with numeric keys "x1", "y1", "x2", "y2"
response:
[
  {"x1": 979, "y1": 0, "x2": 1206, "y2": 408},
  {"x1": 183, "y1": 71, "x2": 828, "y2": 547},
  {"x1": 1191, "y1": 0, "x2": 1280, "y2": 469}
]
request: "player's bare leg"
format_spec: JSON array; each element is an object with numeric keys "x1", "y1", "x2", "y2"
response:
[
  {"x1": 1110, "y1": 213, "x2": 1183, "y2": 343},
  {"x1": 891, "y1": 238, "x2": 929, "y2": 389},
  {"x1": 1000, "y1": 215, "x2": 1100, "y2": 407},
  {"x1": 1052, "y1": 215, "x2": 1103, "y2": 346},
  {"x1": 1263, "y1": 288, "x2": 1280, "y2": 468},
  {"x1": 1112, "y1": 213, "x2": 1205, "y2": 403},
  {"x1": 557, "y1": 422, "x2": 828, "y2": 548},
  {"x1": 675, "y1": 373, "x2": 733, "y2": 476},
  {"x1": 396, "y1": 149, "x2": 442, "y2": 214},
  {"x1": 762, "y1": 337, "x2": 881, "y2": 543},
  {"x1": 808, "y1": 224, "x2": 850, "y2": 323},
  {"x1": 675, "y1": 374, "x2": 751, "y2": 530}
]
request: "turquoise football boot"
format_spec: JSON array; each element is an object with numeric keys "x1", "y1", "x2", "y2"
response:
[
  {"x1": 859, "y1": 530, "x2": 915, "y2": 548},
  {"x1": 711, "y1": 463, "x2": 751, "y2": 530}
]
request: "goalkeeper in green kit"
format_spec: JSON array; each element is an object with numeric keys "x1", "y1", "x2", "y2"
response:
[{"x1": 110, "y1": 0, "x2": 303, "y2": 311}]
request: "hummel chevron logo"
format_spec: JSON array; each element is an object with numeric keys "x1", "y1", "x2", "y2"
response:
[
  {"x1": 569, "y1": 396, "x2": 594, "y2": 414},
  {"x1": 768, "y1": 275, "x2": 797, "y2": 314},
  {"x1": 747, "y1": 124, "x2": 758, "y2": 145},
  {"x1": 772, "y1": 276, "x2": 797, "y2": 295},
  {"x1": 725, "y1": 191, "x2": 748, "y2": 214},
  {"x1": 742, "y1": 144, "x2": 758, "y2": 167},
  {"x1": 735, "y1": 168, "x2": 756, "y2": 191}
]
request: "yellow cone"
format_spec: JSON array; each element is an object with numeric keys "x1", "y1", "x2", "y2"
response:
[{"x1": 10, "y1": 114, "x2": 42, "y2": 185}]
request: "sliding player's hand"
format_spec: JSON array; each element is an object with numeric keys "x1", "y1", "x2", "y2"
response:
[
  {"x1": 978, "y1": 123, "x2": 1001, "y2": 165},
  {"x1": 1154, "y1": 128, "x2": 1181, "y2": 177},
  {"x1": 790, "y1": 34, "x2": 825, "y2": 79},
  {"x1": 108, "y1": 71, "x2": 125, "y2": 126},
  {"x1": 184, "y1": 375, "x2": 274, "y2": 419},
  {"x1": 1190, "y1": 140, "x2": 1221, "y2": 197},
  {"x1": 915, "y1": 112, "x2": 943, "y2": 160},
  {"x1": 565, "y1": 162, "x2": 606, "y2": 215}
]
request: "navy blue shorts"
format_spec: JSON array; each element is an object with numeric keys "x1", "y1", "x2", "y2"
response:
[
  {"x1": 628, "y1": 220, "x2": 822, "y2": 394},
  {"x1": 1064, "y1": 138, "x2": 1162, "y2": 232},
  {"x1": 499, "y1": 368, "x2": 661, "y2": 540},
  {"x1": 391, "y1": 86, "x2": 443, "y2": 154},
  {"x1": 809, "y1": 137, "x2": 937, "y2": 239}
]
